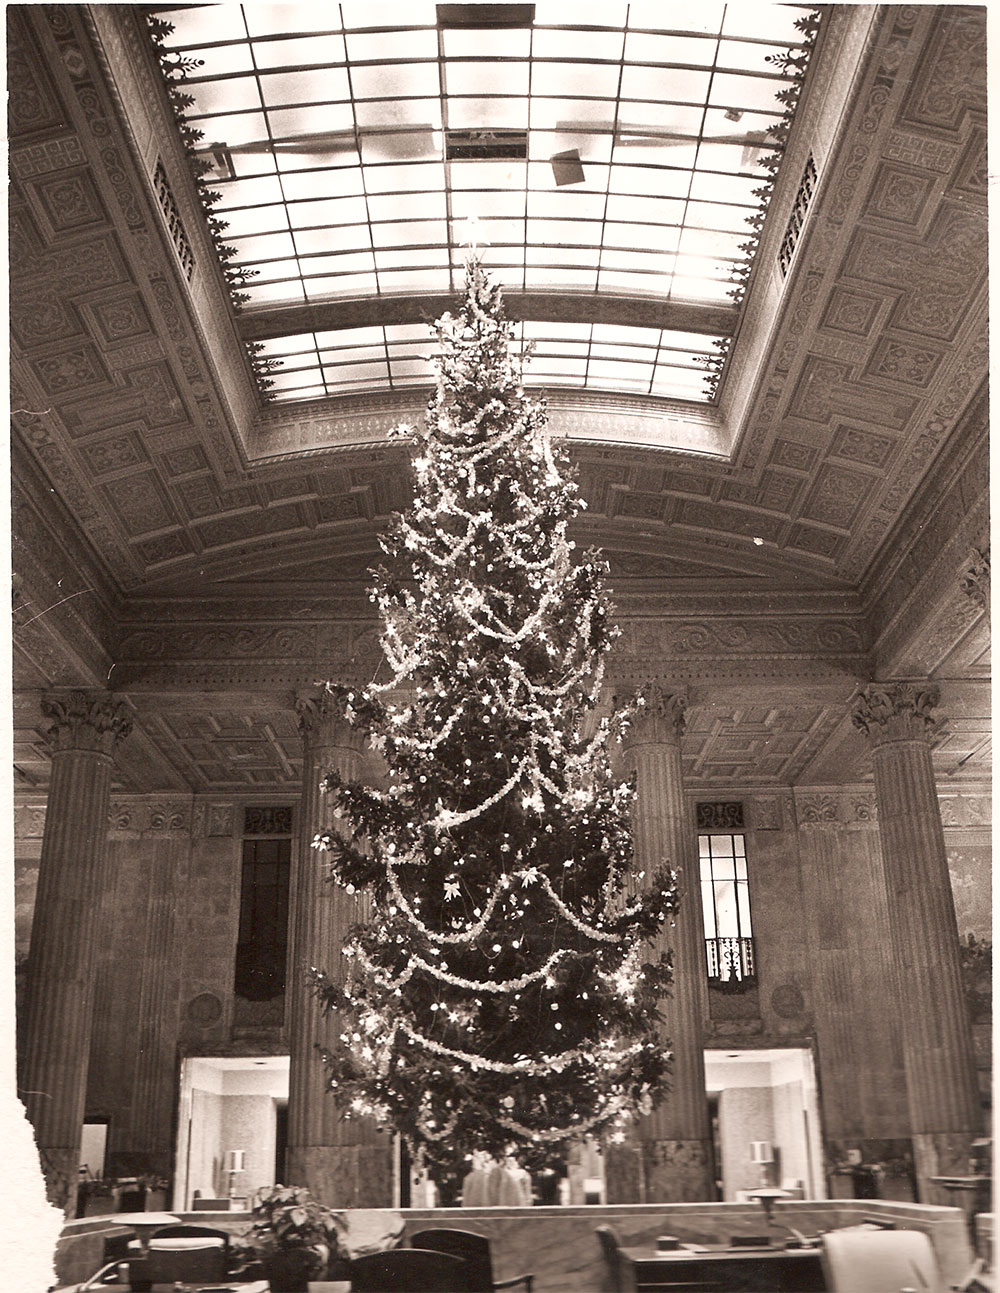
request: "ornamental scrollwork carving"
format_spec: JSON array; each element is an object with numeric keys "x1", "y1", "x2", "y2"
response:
[
  {"x1": 148, "y1": 802, "x2": 191, "y2": 832},
  {"x1": 205, "y1": 804, "x2": 234, "y2": 838},
  {"x1": 13, "y1": 804, "x2": 46, "y2": 838},
  {"x1": 697, "y1": 801, "x2": 744, "y2": 831},
  {"x1": 797, "y1": 793, "x2": 840, "y2": 827},
  {"x1": 243, "y1": 805, "x2": 293, "y2": 836},
  {"x1": 752, "y1": 796, "x2": 782, "y2": 831},
  {"x1": 615, "y1": 683, "x2": 686, "y2": 749},
  {"x1": 850, "y1": 681, "x2": 941, "y2": 746},
  {"x1": 109, "y1": 801, "x2": 134, "y2": 830},
  {"x1": 41, "y1": 690, "x2": 132, "y2": 755},
  {"x1": 850, "y1": 793, "x2": 878, "y2": 823},
  {"x1": 959, "y1": 545, "x2": 989, "y2": 612}
]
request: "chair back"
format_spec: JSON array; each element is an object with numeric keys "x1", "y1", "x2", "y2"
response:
[
  {"x1": 101, "y1": 1228, "x2": 137, "y2": 1265},
  {"x1": 820, "y1": 1227, "x2": 943, "y2": 1293},
  {"x1": 150, "y1": 1221, "x2": 231, "y2": 1248},
  {"x1": 410, "y1": 1229, "x2": 493, "y2": 1291},
  {"x1": 595, "y1": 1225, "x2": 623, "y2": 1293},
  {"x1": 351, "y1": 1247, "x2": 471, "y2": 1291},
  {"x1": 144, "y1": 1238, "x2": 227, "y2": 1285}
]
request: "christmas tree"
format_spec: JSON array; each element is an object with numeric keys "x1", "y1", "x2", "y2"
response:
[{"x1": 312, "y1": 258, "x2": 678, "y2": 1185}]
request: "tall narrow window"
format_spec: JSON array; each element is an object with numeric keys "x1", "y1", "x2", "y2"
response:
[
  {"x1": 699, "y1": 830, "x2": 756, "y2": 988},
  {"x1": 235, "y1": 807, "x2": 292, "y2": 1003}
]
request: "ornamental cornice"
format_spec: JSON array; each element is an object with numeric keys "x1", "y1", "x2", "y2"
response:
[
  {"x1": 41, "y1": 689, "x2": 133, "y2": 755},
  {"x1": 850, "y1": 681, "x2": 941, "y2": 746},
  {"x1": 615, "y1": 683, "x2": 687, "y2": 749}
]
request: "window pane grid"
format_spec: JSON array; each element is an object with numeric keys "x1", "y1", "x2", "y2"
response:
[
  {"x1": 151, "y1": 4, "x2": 818, "y2": 402},
  {"x1": 699, "y1": 830, "x2": 755, "y2": 985}
]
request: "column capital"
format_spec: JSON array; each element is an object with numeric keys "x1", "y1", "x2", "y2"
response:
[
  {"x1": 294, "y1": 686, "x2": 367, "y2": 751},
  {"x1": 41, "y1": 690, "x2": 132, "y2": 756},
  {"x1": 617, "y1": 683, "x2": 687, "y2": 749},
  {"x1": 851, "y1": 681, "x2": 942, "y2": 746},
  {"x1": 959, "y1": 545, "x2": 990, "y2": 613}
]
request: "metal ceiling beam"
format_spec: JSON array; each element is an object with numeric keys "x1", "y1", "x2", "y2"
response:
[{"x1": 238, "y1": 291, "x2": 739, "y2": 341}]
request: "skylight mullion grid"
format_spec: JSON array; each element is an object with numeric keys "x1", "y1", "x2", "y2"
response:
[
  {"x1": 237, "y1": 6, "x2": 308, "y2": 304},
  {"x1": 338, "y1": 27, "x2": 379, "y2": 305},
  {"x1": 600, "y1": 26, "x2": 627, "y2": 305},
  {"x1": 437, "y1": 24, "x2": 457, "y2": 294},
  {"x1": 521, "y1": 25, "x2": 534, "y2": 293},
  {"x1": 150, "y1": 3, "x2": 819, "y2": 401}
]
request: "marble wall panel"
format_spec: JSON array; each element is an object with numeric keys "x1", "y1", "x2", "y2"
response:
[
  {"x1": 795, "y1": 812, "x2": 909, "y2": 1141},
  {"x1": 86, "y1": 831, "x2": 188, "y2": 1177},
  {"x1": 946, "y1": 842, "x2": 992, "y2": 940}
]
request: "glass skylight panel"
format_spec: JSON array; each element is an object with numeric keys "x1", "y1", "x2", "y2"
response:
[
  {"x1": 442, "y1": 28, "x2": 531, "y2": 58},
  {"x1": 151, "y1": 3, "x2": 819, "y2": 404}
]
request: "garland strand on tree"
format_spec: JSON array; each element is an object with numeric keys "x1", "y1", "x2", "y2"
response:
[{"x1": 312, "y1": 258, "x2": 679, "y2": 1184}]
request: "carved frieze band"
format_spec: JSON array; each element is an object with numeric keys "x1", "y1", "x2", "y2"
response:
[
  {"x1": 850, "y1": 681, "x2": 941, "y2": 746},
  {"x1": 616, "y1": 683, "x2": 687, "y2": 748},
  {"x1": 959, "y1": 545, "x2": 990, "y2": 612},
  {"x1": 795, "y1": 789, "x2": 879, "y2": 830},
  {"x1": 13, "y1": 803, "x2": 48, "y2": 839},
  {"x1": 938, "y1": 793, "x2": 992, "y2": 829},
  {"x1": 109, "y1": 799, "x2": 192, "y2": 832},
  {"x1": 41, "y1": 689, "x2": 132, "y2": 756},
  {"x1": 115, "y1": 615, "x2": 867, "y2": 665}
]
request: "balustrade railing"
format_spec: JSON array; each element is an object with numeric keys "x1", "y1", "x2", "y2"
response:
[{"x1": 705, "y1": 936, "x2": 756, "y2": 988}]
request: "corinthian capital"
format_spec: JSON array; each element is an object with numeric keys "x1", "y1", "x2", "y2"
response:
[
  {"x1": 41, "y1": 690, "x2": 133, "y2": 756},
  {"x1": 960, "y1": 545, "x2": 990, "y2": 613},
  {"x1": 294, "y1": 685, "x2": 367, "y2": 750},
  {"x1": 851, "y1": 682, "x2": 942, "y2": 746},
  {"x1": 616, "y1": 682, "x2": 687, "y2": 749}
]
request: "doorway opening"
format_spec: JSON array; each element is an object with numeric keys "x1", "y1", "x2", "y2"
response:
[
  {"x1": 175, "y1": 1055, "x2": 289, "y2": 1211},
  {"x1": 705, "y1": 1047, "x2": 825, "y2": 1201}
]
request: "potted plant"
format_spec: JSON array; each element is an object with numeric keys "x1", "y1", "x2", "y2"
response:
[{"x1": 234, "y1": 1185, "x2": 346, "y2": 1292}]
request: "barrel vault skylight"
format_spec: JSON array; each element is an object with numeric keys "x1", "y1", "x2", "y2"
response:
[{"x1": 148, "y1": 3, "x2": 820, "y2": 405}]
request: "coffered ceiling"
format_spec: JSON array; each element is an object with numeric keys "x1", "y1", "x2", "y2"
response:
[{"x1": 9, "y1": 5, "x2": 990, "y2": 798}]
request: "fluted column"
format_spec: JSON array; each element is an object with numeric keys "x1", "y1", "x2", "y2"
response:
[
  {"x1": 18, "y1": 690, "x2": 132, "y2": 1212},
  {"x1": 608, "y1": 685, "x2": 713, "y2": 1202},
  {"x1": 286, "y1": 690, "x2": 394, "y2": 1206},
  {"x1": 851, "y1": 683, "x2": 981, "y2": 1201},
  {"x1": 129, "y1": 836, "x2": 181, "y2": 1175}
]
